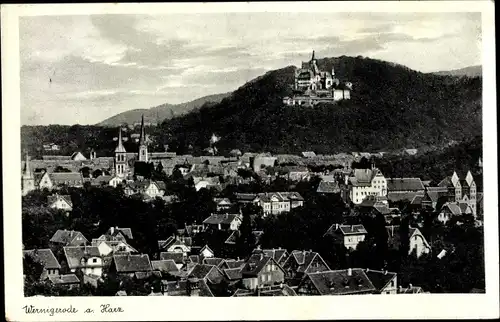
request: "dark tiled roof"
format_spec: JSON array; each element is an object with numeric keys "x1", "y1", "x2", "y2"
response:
[
  {"x1": 203, "y1": 257, "x2": 225, "y2": 267},
  {"x1": 325, "y1": 224, "x2": 367, "y2": 236},
  {"x1": 225, "y1": 259, "x2": 245, "y2": 269},
  {"x1": 188, "y1": 255, "x2": 200, "y2": 264},
  {"x1": 387, "y1": 191, "x2": 419, "y2": 202},
  {"x1": 113, "y1": 254, "x2": 152, "y2": 273},
  {"x1": 241, "y1": 253, "x2": 272, "y2": 277},
  {"x1": 223, "y1": 268, "x2": 243, "y2": 280},
  {"x1": 23, "y1": 249, "x2": 61, "y2": 269},
  {"x1": 49, "y1": 172, "x2": 84, "y2": 184},
  {"x1": 306, "y1": 269, "x2": 376, "y2": 295},
  {"x1": 151, "y1": 260, "x2": 179, "y2": 273},
  {"x1": 203, "y1": 213, "x2": 241, "y2": 225},
  {"x1": 49, "y1": 230, "x2": 87, "y2": 245},
  {"x1": 188, "y1": 264, "x2": 216, "y2": 280},
  {"x1": 386, "y1": 178, "x2": 424, "y2": 191},
  {"x1": 48, "y1": 274, "x2": 80, "y2": 285},
  {"x1": 364, "y1": 269, "x2": 397, "y2": 292},
  {"x1": 106, "y1": 227, "x2": 133, "y2": 240},
  {"x1": 316, "y1": 181, "x2": 341, "y2": 193},
  {"x1": 159, "y1": 252, "x2": 184, "y2": 264},
  {"x1": 63, "y1": 246, "x2": 101, "y2": 270}
]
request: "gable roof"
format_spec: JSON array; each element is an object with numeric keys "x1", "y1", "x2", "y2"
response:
[
  {"x1": 305, "y1": 269, "x2": 376, "y2": 295},
  {"x1": 224, "y1": 259, "x2": 246, "y2": 269},
  {"x1": 113, "y1": 254, "x2": 152, "y2": 273},
  {"x1": 188, "y1": 255, "x2": 201, "y2": 264},
  {"x1": 63, "y1": 246, "x2": 101, "y2": 269},
  {"x1": 48, "y1": 274, "x2": 80, "y2": 285},
  {"x1": 49, "y1": 230, "x2": 87, "y2": 245},
  {"x1": 48, "y1": 172, "x2": 84, "y2": 184},
  {"x1": 47, "y1": 194, "x2": 73, "y2": 207},
  {"x1": 325, "y1": 224, "x2": 367, "y2": 236},
  {"x1": 386, "y1": 178, "x2": 425, "y2": 191},
  {"x1": 409, "y1": 227, "x2": 431, "y2": 249},
  {"x1": 188, "y1": 264, "x2": 219, "y2": 281},
  {"x1": 241, "y1": 253, "x2": 282, "y2": 277},
  {"x1": 159, "y1": 252, "x2": 184, "y2": 264},
  {"x1": 203, "y1": 257, "x2": 225, "y2": 267},
  {"x1": 23, "y1": 249, "x2": 61, "y2": 270},
  {"x1": 151, "y1": 260, "x2": 180, "y2": 273},
  {"x1": 364, "y1": 269, "x2": 397, "y2": 292},
  {"x1": 106, "y1": 227, "x2": 133, "y2": 240},
  {"x1": 203, "y1": 213, "x2": 241, "y2": 225},
  {"x1": 223, "y1": 267, "x2": 243, "y2": 280},
  {"x1": 349, "y1": 168, "x2": 381, "y2": 187}
]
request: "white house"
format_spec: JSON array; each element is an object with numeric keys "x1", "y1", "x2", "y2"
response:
[
  {"x1": 47, "y1": 194, "x2": 73, "y2": 211},
  {"x1": 324, "y1": 224, "x2": 368, "y2": 250},
  {"x1": 63, "y1": 246, "x2": 104, "y2": 277},
  {"x1": 348, "y1": 168, "x2": 387, "y2": 204}
]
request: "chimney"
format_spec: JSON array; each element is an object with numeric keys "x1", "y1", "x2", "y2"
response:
[
  {"x1": 384, "y1": 270, "x2": 388, "y2": 275},
  {"x1": 110, "y1": 227, "x2": 114, "y2": 235},
  {"x1": 409, "y1": 283, "x2": 413, "y2": 289},
  {"x1": 335, "y1": 223, "x2": 339, "y2": 230},
  {"x1": 366, "y1": 268, "x2": 370, "y2": 272},
  {"x1": 260, "y1": 254, "x2": 264, "y2": 260},
  {"x1": 347, "y1": 268, "x2": 352, "y2": 276}
]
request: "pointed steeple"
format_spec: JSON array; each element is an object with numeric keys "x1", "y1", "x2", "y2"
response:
[
  {"x1": 139, "y1": 114, "x2": 146, "y2": 146},
  {"x1": 115, "y1": 127, "x2": 126, "y2": 153},
  {"x1": 311, "y1": 50, "x2": 315, "y2": 61}
]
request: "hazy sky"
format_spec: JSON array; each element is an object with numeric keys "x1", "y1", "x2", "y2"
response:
[{"x1": 20, "y1": 12, "x2": 481, "y2": 125}]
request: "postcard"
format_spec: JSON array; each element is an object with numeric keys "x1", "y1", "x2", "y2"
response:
[{"x1": 2, "y1": 1, "x2": 499, "y2": 321}]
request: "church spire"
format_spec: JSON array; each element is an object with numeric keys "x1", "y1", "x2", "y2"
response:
[
  {"x1": 115, "y1": 126, "x2": 126, "y2": 153},
  {"x1": 311, "y1": 50, "x2": 315, "y2": 61},
  {"x1": 139, "y1": 114, "x2": 146, "y2": 146}
]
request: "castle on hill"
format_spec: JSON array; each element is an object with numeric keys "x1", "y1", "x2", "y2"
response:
[{"x1": 283, "y1": 51, "x2": 352, "y2": 106}]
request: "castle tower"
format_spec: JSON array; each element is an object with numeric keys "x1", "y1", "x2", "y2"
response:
[
  {"x1": 115, "y1": 127, "x2": 128, "y2": 178},
  {"x1": 22, "y1": 152, "x2": 35, "y2": 196},
  {"x1": 138, "y1": 115, "x2": 148, "y2": 162}
]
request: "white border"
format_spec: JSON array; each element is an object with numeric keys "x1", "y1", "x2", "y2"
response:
[{"x1": 2, "y1": 2, "x2": 498, "y2": 321}]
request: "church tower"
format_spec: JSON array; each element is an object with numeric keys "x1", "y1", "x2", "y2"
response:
[
  {"x1": 115, "y1": 127, "x2": 128, "y2": 178},
  {"x1": 138, "y1": 115, "x2": 148, "y2": 162},
  {"x1": 22, "y1": 152, "x2": 35, "y2": 196}
]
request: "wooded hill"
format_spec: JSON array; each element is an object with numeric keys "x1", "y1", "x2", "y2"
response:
[{"x1": 22, "y1": 56, "x2": 482, "y2": 157}]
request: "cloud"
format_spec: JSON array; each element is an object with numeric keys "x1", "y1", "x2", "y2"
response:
[{"x1": 19, "y1": 12, "x2": 481, "y2": 125}]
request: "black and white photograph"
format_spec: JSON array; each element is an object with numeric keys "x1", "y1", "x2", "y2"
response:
[{"x1": 3, "y1": 2, "x2": 499, "y2": 321}]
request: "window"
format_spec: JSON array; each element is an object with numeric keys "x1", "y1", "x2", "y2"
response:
[
  {"x1": 391, "y1": 280, "x2": 395, "y2": 287},
  {"x1": 92, "y1": 258, "x2": 97, "y2": 263},
  {"x1": 261, "y1": 275, "x2": 265, "y2": 282}
]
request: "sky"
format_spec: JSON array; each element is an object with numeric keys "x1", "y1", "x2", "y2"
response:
[{"x1": 19, "y1": 12, "x2": 481, "y2": 125}]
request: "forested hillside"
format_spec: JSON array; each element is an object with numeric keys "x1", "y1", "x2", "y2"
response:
[{"x1": 22, "y1": 56, "x2": 482, "y2": 157}]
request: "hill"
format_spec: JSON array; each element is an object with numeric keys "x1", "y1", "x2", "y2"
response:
[
  {"x1": 97, "y1": 92, "x2": 231, "y2": 126},
  {"x1": 433, "y1": 65, "x2": 482, "y2": 78},
  {"x1": 157, "y1": 56, "x2": 482, "y2": 155}
]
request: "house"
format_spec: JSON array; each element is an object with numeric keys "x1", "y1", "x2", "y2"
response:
[
  {"x1": 256, "y1": 192, "x2": 305, "y2": 215},
  {"x1": 235, "y1": 193, "x2": 261, "y2": 204},
  {"x1": 63, "y1": 246, "x2": 104, "y2": 277},
  {"x1": 438, "y1": 171, "x2": 462, "y2": 202},
  {"x1": 38, "y1": 172, "x2": 84, "y2": 189},
  {"x1": 151, "y1": 260, "x2": 180, "y2": 275},
  {"x1": 158, "y1": 236, "x2": 191, "y2": 256},
  {"x1": 47, "y1": 194, "x2": 73, "y2": 211},
  {"x1": 188, "y1": 264, "x2": 225, "y2": 284},
  {"x1": 159, "y1": 252, "x2": 185, "y2": 270},
  {"x1": 49, "y1": 230, "x2": 88, "y2": 247},
  {"x1": 302, "y1": 151, "x2": 316, "y2": 158},
  {"x1": 348, "y1": 168, "x2": 387, "y2": 204},
  {"x1": 47, "y1": 274, "x2": 80, "y2": 289},
  {"x1": 296, "y1": 268, "x2": 376, "y2": 295},
  {"x1": 23, "y1": 249, "x2": 61, "y2": 280},
  {"x1": 252, "y1": 248, "x2": 289, "y2": 266},
  {"x1": 213, "y1": 198, "x2": 233, "y2": 212},
  {"x1": 111, "y1": 254, "x2": 152, "y2": 277},
  {"x1": 398, "y1": 284, "x2": 427, "y2": 294},
  {"x1": 421, "y1": 187, "x2": 449, "y2": 210},
  {"x1": 162, "y1": 279, "x2": 214, "y2": 297},
  {"x1": 438, "y1": 201, "x2": 473, "y2": 224},
  {"x1": 193, "y1": 176, "x2": 221, "y2": 191},
  {"x1": 240, "y1": 253, "x2": 285, "y2": 290},
  {"x1": 202, "y1": 213, "x2": 242, "y2": 231},
  {"x1": 202, "y1": 257, "x2": 226, "y2": 269},
  {"x1": 278, "y1": 166, "x2": 310, "y2": 181},
  {"x1": 124, "y1": 180, "x2": 164, "y2": 199},
  {"x1": 91, "y1": 175, "x2": 113, "y2": 187},
  {"x1": 232, "y1": 284, "x2": 297, "y2": 296},
  {"x1": 386, "y1": 225, "x2": 431, "y2": 258},
  {"x1": 199, "y1": 245, "x2": 215, "y2": 259},
  {"x1": 404, "y1": 149, "x2": 418, "y2": 156},
  {"x1": 108, "y1": 176, "x2": 125, "y2": 188},
  {"x1": 91, "y1": 238, "x2": 137, "y2": 256},
  {"x1": 223, "y1": 267, "x2": 244, "y2": 283},
  {"x1": 281, "y1": 250, "x2": 330, "y2": 281},
  {"x1": 364, "y1": 269, "x2": 398, "y2": 294},
  {"x1": 102, "y1": 226, "x2": 133, "y2": 241},
  {"x1": 71, "y1": 152, "x2": 87, "y2": 161},
  {"x1": 316, "y1": 181, "x2": 341, "y2": 194},
  {"x1": 324, "y1": 224, "x2": 368, "y2": 250},
  {"x1": 386, "y1": 178, "x2": 425, "y2": 194}
]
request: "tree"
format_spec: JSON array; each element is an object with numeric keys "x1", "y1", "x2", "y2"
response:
[
  {"x1": 79, "y1": 167, "x2": 91, "y2": 178},
  {"x1": 23, "y1": 255, "x2": 44, "y2": 284},
  {"x1": 92, "y1": 169, "x2": 103, "y2": 178},
  {"x1": 235, "y1": 206, "x2": 256, "y2": 258},
  {"x1": 54, "y1": 166, "x2": 72, "y2": 173}
]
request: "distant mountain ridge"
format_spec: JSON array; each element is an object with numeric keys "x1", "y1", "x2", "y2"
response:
[
  {"x1": 97, "y1": 92, "x2": 231, "y2": 126},
  {"x1": 433, "y1": 65, "x2": 482, "y2": 77}
]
